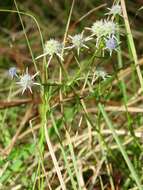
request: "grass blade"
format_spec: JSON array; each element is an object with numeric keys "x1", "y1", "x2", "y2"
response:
[
  {"x1": 121, "y1": 0, "x2": 143, "y2": 90},
  {"x1": 44, "y1": 124, "x2": 66, "y2": 190},
  {"x1": 98, "y1": 103, "x2": 142, "y2": 190}
]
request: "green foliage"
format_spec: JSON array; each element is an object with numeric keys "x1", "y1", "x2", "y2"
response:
[{"x1": 0, "y1": 0, "x2": 143, "y2": 189}]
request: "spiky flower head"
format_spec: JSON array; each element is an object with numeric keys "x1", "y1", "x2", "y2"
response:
[
  {"x1": 8, "y1": 67, "x2": 17, "y2": 79},
  {"x1": 94, "y1": 68, "x2": 110, "y2": 80},
  {"x1": 36, "y1": 39, "x2": 63, "y2": 61},
  {"x1": 89, "y1": 20, "x2": 116, "y2": 37},
  {"x1": 106, "y1": 4, "x2": 122, "y2": 16},
  {"x1": 90, "y1": 20, "x2": 105, "y2": 37},
  {"x1": 105, "y1": 36, "x2": 118, "y2": 56},
  {"x1": 103, "y1": 21, "x2": 116, "y2": 36},
  {"x1": 44, "y1": 39, "x2": 62, "y2": 56},
  {"x1": 68, "y1": 32, "x2": 92, "y2": 55},
  {"x1": 87, "y1": 20, "x2": 117, "y2": 46},
  {"x1": 70, "y1": 34, "x2": 85, "y2": 48},
  {"x1": 17, "y1": 68, "x2": 40, "y2": 94}
]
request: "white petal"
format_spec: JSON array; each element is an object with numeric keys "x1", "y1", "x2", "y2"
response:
[
  {"x1": 35, "y1": 52, "x2": 48, "y2": 60},
  {"x1": 33, "y1": 82, "x2": 41, "y2": 86},
  {"x1": 32, "y1": 71, "x2": 39, "y2": 79},
  {"x1": 28, "y1": 86, "x2": 33, "y2": 93}
]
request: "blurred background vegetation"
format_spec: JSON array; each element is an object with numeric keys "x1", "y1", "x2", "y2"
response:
[{"x1": 0, "y1": 0, "x2": 143, "y2": 190}]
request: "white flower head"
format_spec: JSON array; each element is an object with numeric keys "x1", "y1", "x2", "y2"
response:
[
  {"x1": 17, "y1": 68, "x2": 40, "y2": 94},
  {"x1": 94, "y1": 67, "x2": 110, "y2": 80},
  {"x1": 105, "y1": 4, "x2": 122, "y2": 16},
  {"x1": 87, "y1": 20, "x2": 117, "y2": 46},
  {"x1": 90, "y1": 20, "x2": 105, "y2": 37},
  {"x1": 104, "y1": 20, "x2": 116, "y2": 36},
  {"x1": 36, "y1": 39, "x2": 63, "y2": 61},
  {"x1": 44, "y1": 39, "x2": 63, "y2": 57},
  {"x1": 68, "y1": 32, "x2": 92, "y2": 55}
]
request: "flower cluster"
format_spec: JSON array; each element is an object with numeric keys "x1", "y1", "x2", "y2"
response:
[
  {"x1": 35, "y1": 4, "x2": 121, "y2": 61},
  {"x1": 8, "y1": 3, "x2": 121, "y2": 95},
  {"x1": 87, "y1": 19, "x2": 118, "y2": 50},
  {"x1": 89, "y1": 20, "x2": 116, "y2": 38},
  {"x1": 9, "y1": 67, "x2": 40, "y2": 94}
]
